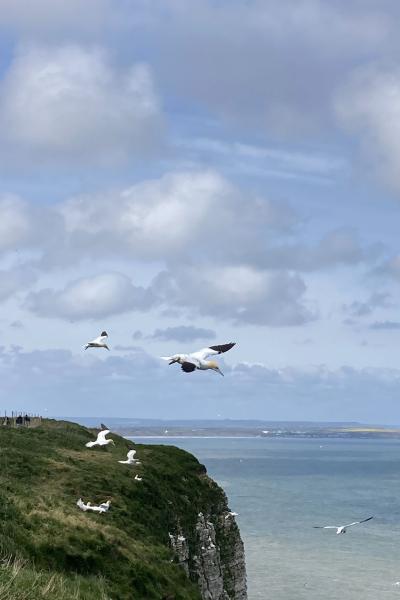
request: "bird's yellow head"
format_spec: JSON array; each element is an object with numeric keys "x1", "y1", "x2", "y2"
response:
[{"x1": 208, "y1": 361, "x2": 224, "y2": 376}]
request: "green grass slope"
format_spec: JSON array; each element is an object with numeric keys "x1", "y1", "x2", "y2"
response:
[{"x1": 0, "y1": 420, "x2": 228, "y2": 600}]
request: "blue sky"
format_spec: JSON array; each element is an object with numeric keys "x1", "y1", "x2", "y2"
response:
[{"x1": 1, "y1": 0, "x2": 400, "y2": 422}]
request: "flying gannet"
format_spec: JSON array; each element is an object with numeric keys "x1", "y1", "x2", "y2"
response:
[
  {"x1": 77, "y1": 498, "x2": 111, "y2": 513},
  {"x1": 161, "y1": 342, "x2": 235, "y2": 376},
  {"x1": 313, "y1": 516, "x2": 373, "y2": 534},
  {"x1": 85, "y1": 429, "x2": 115, "y2": 448},
  {"x1": 134, "y1": 474, "x2": 143, "y2": 481},
  {"x1": 84, "y1": 331, "x2": 110, "y2": 351},
  {"x1": 118, "y1": 449, "x2": 141, "y2": 465}
]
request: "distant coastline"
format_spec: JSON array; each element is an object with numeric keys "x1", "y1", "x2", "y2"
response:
[{"x1": 63, "y1": 417, "x2": 400, "y2": 440}]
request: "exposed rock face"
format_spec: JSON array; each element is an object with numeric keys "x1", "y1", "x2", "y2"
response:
[{"x1": 169, "y1": 492, "x2": 247, "y2": 600}]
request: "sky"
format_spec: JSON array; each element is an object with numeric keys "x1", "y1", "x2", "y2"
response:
[{"x1": 1, "y1": 0, "x2": 400, "y2": 422}]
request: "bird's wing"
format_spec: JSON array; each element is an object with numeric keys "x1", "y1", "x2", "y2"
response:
[
  {"x1": 344, "y1": 517, "x2": 373, "y2": 528},
  {"x1": 97, "y1": 429, "x2": 110, "y2": 442},
  {"x1": 161, "y1": 354, "x2": 186, "y2": 364},
  {"x1": 192, "y1": 343, "x2": 235, "y2": 360},
  {"x1": 181, "y1": 361, "x2": 197, "y2": 373},
  {"x1": 127, "y1": 449, "x2": 136, "y2": 460},
  {"x1": 313, "y1": 526, "x2": 337, "y2": 529}
]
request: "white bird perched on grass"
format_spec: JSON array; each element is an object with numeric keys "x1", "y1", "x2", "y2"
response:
[
  {"x1": 85, "y1": 429, "x2": 115, "y2": 448},
  {"x1": 84, "y1": 331, "x2": 110, "y2": 351},
  {"x1": 313, "y1": 516, "x2": 373, "y2": 534},
  {"x1": 77, "y1": 498, "x2": 111, "y2": 513},
  {"x1": 118, "y1": 449, "x2": 141, "y2": 465},
  {"x1": 161, "y1": 343, "x2": 235, "y2": 376},
  {"x1": 134, "y1": 474, "x2": 142, "y2": 481}
]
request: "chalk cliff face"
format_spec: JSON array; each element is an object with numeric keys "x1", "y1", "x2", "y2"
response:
[{"x1": 169, "y1": 482, "x2": 247, "y2": 600}]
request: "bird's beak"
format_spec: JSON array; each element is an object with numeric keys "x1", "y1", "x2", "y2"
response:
[
  {"x1": 214, "y1": 367, "x2": 224, "y2": 376},
  {"x1": 169, "y1": 358, "x2": 178, "y2": 365}
]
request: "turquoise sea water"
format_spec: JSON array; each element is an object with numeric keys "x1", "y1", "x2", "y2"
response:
[{"x1": 131, "y1": 436, "x2": 400, "y2": 599}]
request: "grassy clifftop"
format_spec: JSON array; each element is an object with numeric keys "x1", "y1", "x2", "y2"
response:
[{"x1": 0, "y1": 420, "x2": 229, "y2": 600}]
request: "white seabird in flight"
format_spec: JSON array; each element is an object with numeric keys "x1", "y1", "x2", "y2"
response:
[
  {"x1": 118, "y1": 449, "x2": 141, "y2": 465},
  {"x1": 77, "y1": 498, "x2": 111, "y2": 513},
  {"x1": 84, "y1": 331, "x2": 110, "y2": 351},
  {"x1": 85, "y1": 429, "x2": 115, "y2": 448},
  {"x1": 161, "y1": 342, "x2": 236, "y2": 376},
  {"x1": 134, "y1": 474, "x2": 142, "y2": 481},
  {"x1": 313, "y1": 516, "x2": 373, "y2": 534},
  {"x1": 225, "y1": 511, "x2": 239, "y2": 519}
]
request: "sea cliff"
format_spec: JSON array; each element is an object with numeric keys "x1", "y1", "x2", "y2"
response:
[{"x1": 0, "y1": 420, "x2": 247, "y2": 599}]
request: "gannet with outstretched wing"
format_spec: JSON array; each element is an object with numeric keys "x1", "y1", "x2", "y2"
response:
[
  {"x1": 118, "y1": 449, "x2": 141, "y2": 465},
  {"x1": 85, "y1": 429, "x2": 115, "y2": 448},
  {"x1": 161, "y1": 343, "x2": 235, "y2": 376},
  {"x1": 84, "y1": 331, "x2": 110, "y2": 351},
  {"x1": 313, "y1": 516, "x2": 373, "y2": 534},
  {"x1": 77, "y1": 498, "x2": 111, "y2": 513}
]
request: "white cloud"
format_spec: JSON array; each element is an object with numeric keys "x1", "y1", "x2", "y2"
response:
[
  {"x1": 0, "y1": 44, "x2": 163, "y2": 165},
  {"x1": 25, "y1": 262, "x2": 314, "y2": 327},
  {"x1": 57, "y1": 171, "x2": 379, "y2": 273},
  {"x1": 154, "y1": 264, "x2": 315, "y2": 326},
  {"x1": 336, "y1": 66, "x2": 400, "y2": 191},
  {"x1": 129, "y1": 0, "x2": 391, "y2": 136},
  {"x1": 26, "y1": 272, "x2": 157, "y2": 320},
  {"x1": 60, "y1": 170, "x2": 295, "y2": 263}
]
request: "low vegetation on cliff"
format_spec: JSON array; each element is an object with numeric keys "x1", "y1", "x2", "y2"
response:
[{"x1": 0, "y1": 420, "x2": 236, "y2": 600}]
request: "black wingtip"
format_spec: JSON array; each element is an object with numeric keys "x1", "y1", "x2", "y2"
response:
[
  {"x1": 209, "y1": 342, "x2": 236, "y2": 354},
  {"x1": 101, "y1": 331, "x2": 108, "y2": 336}
]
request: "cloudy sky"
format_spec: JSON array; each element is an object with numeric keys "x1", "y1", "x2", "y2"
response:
[{"x1": 1, "y1": 0, "x2": 400, "y2": 423}]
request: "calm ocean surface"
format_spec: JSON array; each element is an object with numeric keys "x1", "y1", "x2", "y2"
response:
[{"x1": 131, "y1": 436, "x2": 400, "y2": 599}]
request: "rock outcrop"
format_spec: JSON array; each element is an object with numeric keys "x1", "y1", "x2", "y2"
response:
[{"x1": 169, "y1": 497, "x2": 247, "y2": 599}]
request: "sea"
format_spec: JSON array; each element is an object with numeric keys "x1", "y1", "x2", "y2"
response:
[{"x1": 129, "y1": 436, "x2": 400, "y2": 600}]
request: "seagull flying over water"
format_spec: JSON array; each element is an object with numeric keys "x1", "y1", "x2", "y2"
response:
[
  {"x1": 161, "y1": 343, "x2": 235, "y2": 376},
  {"x1": 313, "y1": 516, "x2": 373, "y2": 534},
  {"x1": 85, "y1": 429, "x2": 115, "y2": 448},
  {"x1": 118, "y1": 449, "x2": 141, "y2": 465},
  {"x1": 77, "y1": 498, "x2": 111, "y2": 513},
  {"x1": 84, "y1": 331, "x2": 109, "y2": 351}
]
